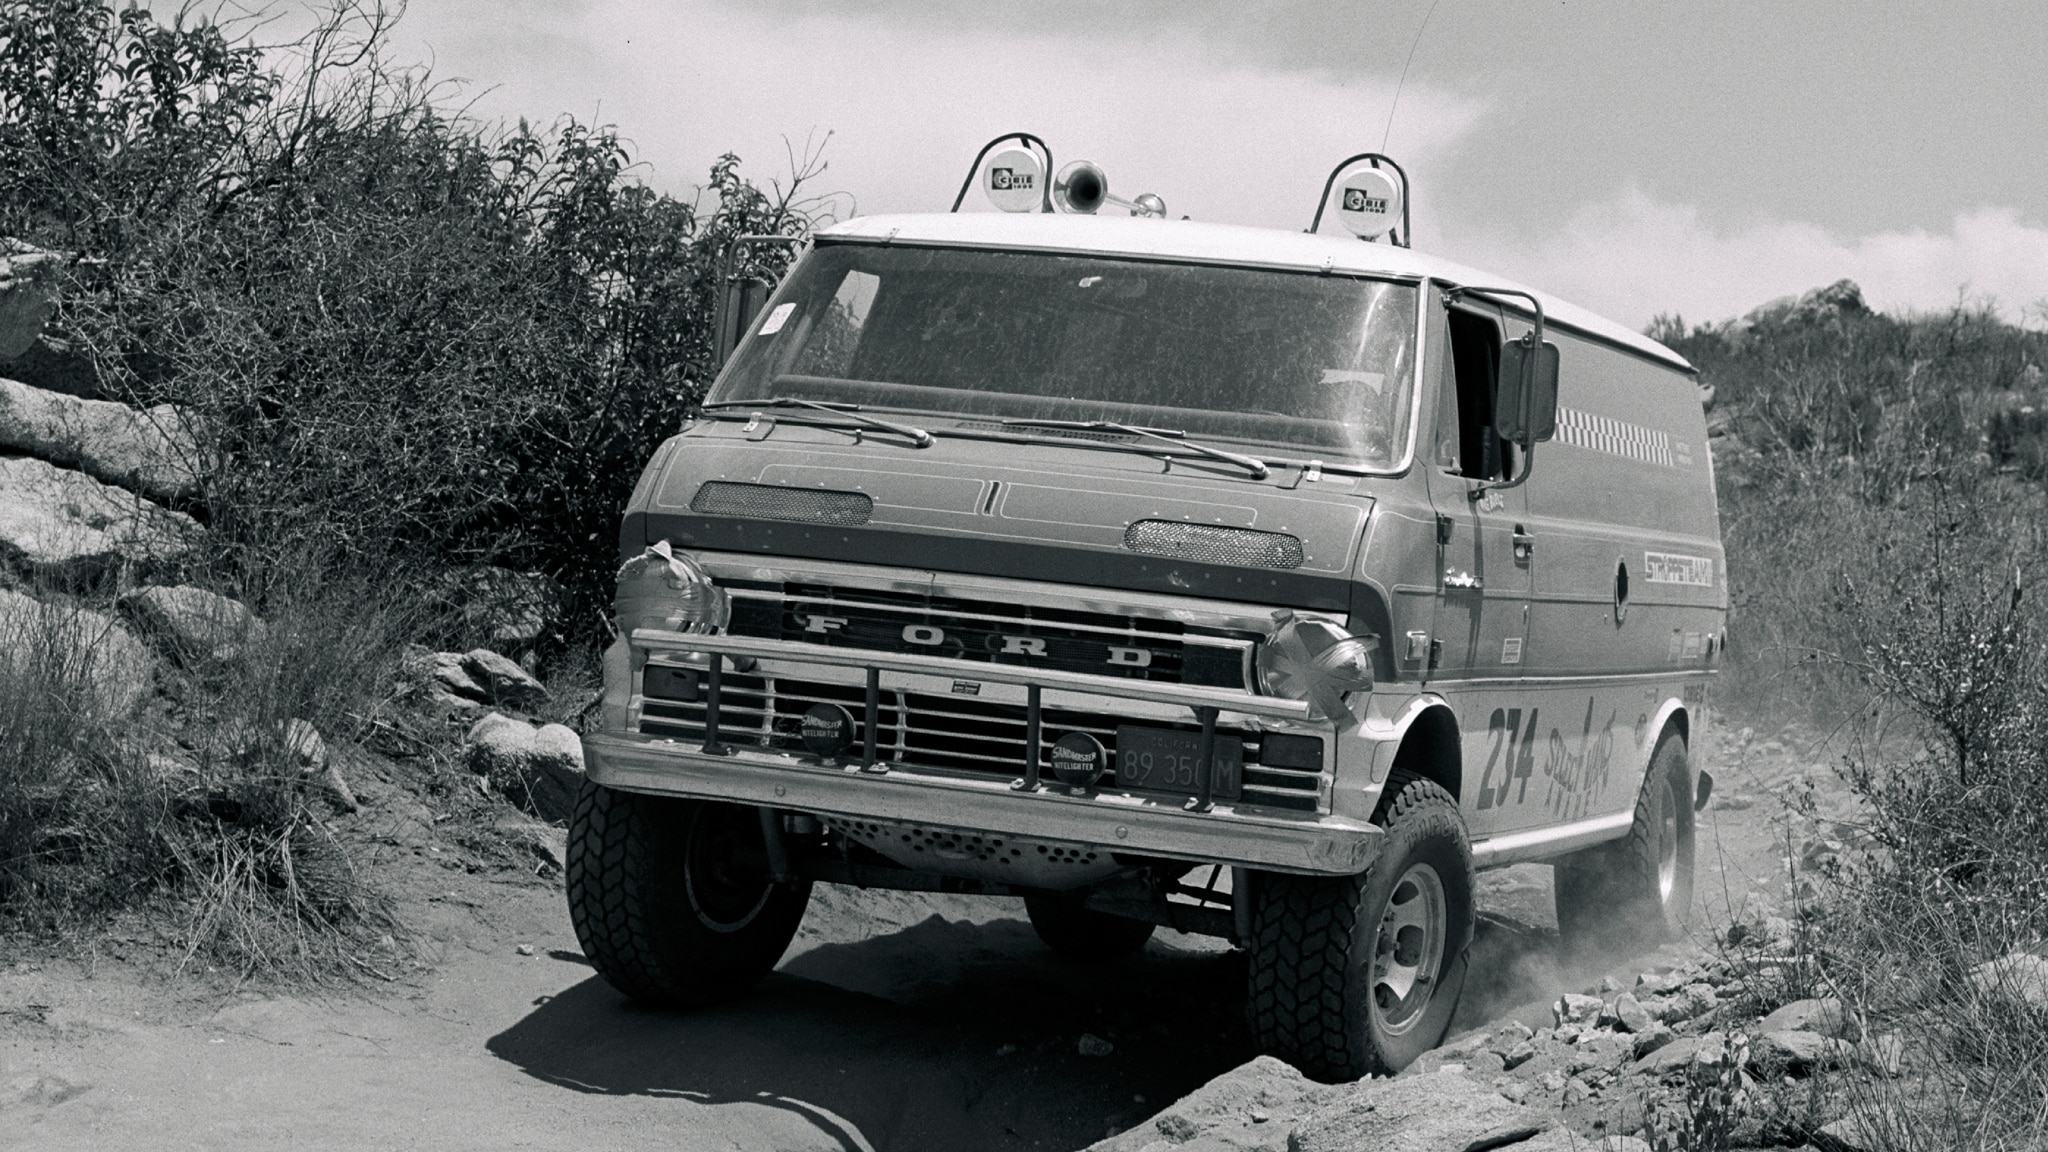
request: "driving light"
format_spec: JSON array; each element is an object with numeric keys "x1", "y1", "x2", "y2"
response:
[
  {"x1": 1258, "y1": 616, "x2": 1377, "y2": 720},
  {"x1": 615, "y1": 540, "x2": 729, "y2": 639}
]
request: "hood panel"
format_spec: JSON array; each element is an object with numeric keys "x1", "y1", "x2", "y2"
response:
[{"x1": 634, "y1": 431, "x2": 1376, "y2": 610}]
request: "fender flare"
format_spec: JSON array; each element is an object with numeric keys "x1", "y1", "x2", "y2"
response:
[{"x1": 1349, "y1": 690, "x2": 1458, "y2": 815}]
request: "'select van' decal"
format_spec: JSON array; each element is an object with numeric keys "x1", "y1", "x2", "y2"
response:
[
  {"x1": 1554, "y1": 406, "x2": 1676, "y2": 468},
  {"x1": 1642, "y1": 551, "x2": 1715, "y2": 587}
]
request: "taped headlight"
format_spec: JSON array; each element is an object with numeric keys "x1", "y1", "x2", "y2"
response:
[
  {"x1": 615, "y1": 540, "x2": 729, "y2": 637},
  {"x1": 1257, "y1": 616, "x2": 1377, "y2": 720}
]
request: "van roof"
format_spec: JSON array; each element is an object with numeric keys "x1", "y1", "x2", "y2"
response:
[{"x1": 819, "y1": 213, "x2": 1693, "y2": 373}]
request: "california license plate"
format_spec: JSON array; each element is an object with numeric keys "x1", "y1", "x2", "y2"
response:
[{"x1": 1114, "y1": 726, "x2": 1242, "y2": 802}]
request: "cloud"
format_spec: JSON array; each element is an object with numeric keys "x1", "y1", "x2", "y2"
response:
[
  {"x1": 1452, "y1": 188, "x2": 2048, "y2": 329},
  {"x1": 396, "y1": 0, "x2": 1485, "y2": 231}
]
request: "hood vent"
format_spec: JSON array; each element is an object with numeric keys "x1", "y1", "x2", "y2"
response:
[
  {"x1": 1124, "y1": 519, "x2": 1305, "y2": 570},
  {"x1": 690, "y1": 481, "x2": 873, "y2": 526}
]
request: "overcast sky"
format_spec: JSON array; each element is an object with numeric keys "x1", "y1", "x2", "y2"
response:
[{"x1": 390, "y1": 0, "x2": 2048, "y2": 329}]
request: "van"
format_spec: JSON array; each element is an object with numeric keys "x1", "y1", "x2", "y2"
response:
[{"x1": 570, "y1": 139, "x2": 1726, "y2": 1079}]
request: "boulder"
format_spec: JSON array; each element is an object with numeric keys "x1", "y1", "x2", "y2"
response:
[
  {"x1": 1750, "y1": 1029, "x2": 1847, "y2": 1074},
  {"x1": 1757, "y1": 997, "x2": 1861, "y2": 1042},
  {"x1": 0, "y1": 457, "x2": 200, "y2": 583},
  {"x1": 1288, "y1": 1069, "x2": 1560, "y2": 1152},
  {"x1": 461, "y1": 647, "x2": 547, "y2": 708},
  {"x1": 465, "y1": 713, "x2": 583, "y2": 821},
  {"x1": 119, "y1": 585, "x2": 264, "y2": 665},
  {"x1": 0, "y1": 377, "x2": 203, "y2": 501},
  {"x1": 1611, "y1": 992, "x2": 1653, "y2": 1034},
  {"x1": 0, "y1": 588, "x2": 154, "y2": 714},
  {"x1": 1555, "y1": 993, "x2": 1603, "y2": 1027},
  {"x1": 1631, "y1": 1031, "x2": 1728, "y2": 1077},
  {"x1": 1082, "y1": 1055, "x2": 1341, "y2": 1152},
  {"x1": 1968, "y1": 952, "x2": 2048, "y2": 1012}
]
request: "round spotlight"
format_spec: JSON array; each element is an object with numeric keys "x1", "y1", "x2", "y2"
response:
[{"x1": 801, "y1": 703, "x2": 858, "y2": 758}]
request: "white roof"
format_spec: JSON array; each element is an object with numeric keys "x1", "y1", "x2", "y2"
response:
[{"x1": 819, "y1": 213, "x2": 1692, "y2": 372}]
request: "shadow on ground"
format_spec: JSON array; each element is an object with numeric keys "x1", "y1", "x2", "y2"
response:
[{"x1": 487, "y1": 896, "x2": 1583, "y2": 1152}]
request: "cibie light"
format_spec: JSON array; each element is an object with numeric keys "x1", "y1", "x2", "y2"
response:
[
  {"x1": 1257, "y1": 615, "x2": 1377, "y2": 720},
  {"x1": 615, "y1": 540, "x2": 729, "y2": 637}
]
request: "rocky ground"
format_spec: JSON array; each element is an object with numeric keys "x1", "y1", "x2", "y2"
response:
[{"x1": 0, "y1": 716, "x2": 1889, "y2": 1151}]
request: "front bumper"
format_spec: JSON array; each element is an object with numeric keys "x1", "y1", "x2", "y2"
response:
[{"x1": 585, "y1": 733, "x2": 1382, "y2": 875}]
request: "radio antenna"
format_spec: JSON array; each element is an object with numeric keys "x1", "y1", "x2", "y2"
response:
[{"x1": 1381, "y1": 0, "x2": 1442, "y2": 153}]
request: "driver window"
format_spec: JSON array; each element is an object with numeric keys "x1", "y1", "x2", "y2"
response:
[{"x1": 1440, "y1": 308, "x2": 1511, "y2": 481}]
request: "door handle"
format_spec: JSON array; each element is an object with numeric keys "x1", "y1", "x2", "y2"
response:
[{"x1": 1512, "y1": 526, "x2": 1535, "y2": 563}]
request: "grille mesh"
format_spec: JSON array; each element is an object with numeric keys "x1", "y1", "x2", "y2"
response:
[
  {"x1": 690, "y1": 481, "x2": 873, "y2": 525},
  {"x1": 1123, "y1": 519, "x2": 1305, "y2": 570}
]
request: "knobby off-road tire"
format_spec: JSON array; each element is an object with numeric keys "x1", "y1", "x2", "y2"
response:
[
  {"x1": 1023, "y1": 892, "x2": 1157, "y2": 960},
  {"x1": 1554, "y1": 731, "x2": 1695, "y2": 962},
  {"x1": 566, "y1": 781, "x2": 812, "y2": 1008},
  {"x1": 1245, "y1": 772, "x2": 1475, "y2": 1081}
]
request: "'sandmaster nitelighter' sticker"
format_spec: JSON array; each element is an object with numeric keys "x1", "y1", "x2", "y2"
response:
[{"x1": 1643, "y1": 551, "x2": 1714, "y2": 587}]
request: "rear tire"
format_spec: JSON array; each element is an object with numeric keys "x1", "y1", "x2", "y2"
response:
[
  {"x1": 1023, "y1": 892, "x2": 1156, "y2": 959},
  {"x1": 566, "y1": 782, "x2": 812, "y2": 1007},
  {"x1": 1554, "y1": 731, "x2": 1695, "y2": 962},
  {"x1": 1246, "y1": 773, "x2": 1475, "y2": 1080}
]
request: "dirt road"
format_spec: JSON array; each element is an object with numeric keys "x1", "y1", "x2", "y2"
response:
[{"x1": 0, "y1": 725, "x2": 1828, "y2": 1150}]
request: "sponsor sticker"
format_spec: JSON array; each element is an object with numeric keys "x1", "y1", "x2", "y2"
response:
[
  {"x1": 757, "y1": 302, "x2": 797, "y2": 335},
  {"x1": 1500, "y1": 636, "x2": 1523, "y2": 665},
  {"x1": 1643, "y1": 551, "x2": 1714, "y2": 587},
  {"x1": 950, "y1": 680, "x2": 981, "y2": 696}
]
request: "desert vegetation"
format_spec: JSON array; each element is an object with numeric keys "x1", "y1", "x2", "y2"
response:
[
  {"x1": 0, "y1": 0, "x2": 827, "y2": 975},
  {"x1": 1651, "y1": 287, "x2": 2048, "y2": 1150}
]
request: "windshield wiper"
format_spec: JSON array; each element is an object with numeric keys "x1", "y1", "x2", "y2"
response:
[
  {"x1": 999, "y1": 418, "x2": 1271, "y2": 480},
  {"x1": 702, "y1": 397, "x2": 934, "y2": 448}
]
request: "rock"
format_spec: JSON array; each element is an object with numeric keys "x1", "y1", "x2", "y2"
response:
[
  {"x1": 0, "y1": 588, "x2": 154, "y2": 713},
  {"x1": 1555, "y1": 993, "x2": 1603, "y2": 1027},
  {"x1": 1858, "y1": 1032, "x2": 1904, "y2": 1077},
  {"x1": 1968, "y1": 952, "x2": 2048, "y2": 1011},
  {"x1": 1501, "y1": 1041, "x2": 1536, "y2": 1071},
  {"x1": 1079, "y1": 1033, "x2": 1115, "y2": 1057},
  {"x1": 119, "y1": 585, "x2": 264, "y2": 664},
  {"x1": 1751, "y1": 1029, "x2": 1836, "y2": 1073},
  {"x1": 470, "y1": 714, "x2": 582, "y2": 820},
  {"x1": 1715, "y1": 792, "x2": 1756, "y2": 811},
  {"x1": 515, "y1": 943, "x2": 534, "y2": 956},
  {"x1": 1651, "y1": 984, "x2": 1719, "y2": 1024},
  {"x1": 1758, "y1": 997, "x2": 1861, "y2": 1042},
  {"x1": 1633, "y1": 1031, "x2": 1729, "y2": 1076},
  {"x1": 1611, "y1": 992, "x2": 1653, "y2": 1034},
  {"x1": 494, "y1": 818, "x2": 568, "y2": 871},
  {"x1": 1818, "y1": 1114, "x2": 1883, "y2": 1152},
  {"x1": 1493, "y1": 1077, "x2": 1529, "y2": 1104},
  {"x1": 0, "y1": 456, "x2": 200, "y2": 582},
  {"x1": 1561, "y1": 1075, "x2": 1591, "y2": 1105},
  {"x1": 283, "y1": 718, "x2": 326, "y2": 770},
  {"x1": 1287, "y1": 1070, "x2": 1558, "y2": 1152},
  {"x1": 0, "y1": 376, "x2": 204, "y2": 501},
  {"x1": 461, "y1": 647, "x2": 547, "y2": 708},
  {"x1": 1630, "y1": 1023, "x2": 1676, "y2": 1060},
  {"x1": 1081, "y1": 1056, "x2": 1341, "y2": 1152}
]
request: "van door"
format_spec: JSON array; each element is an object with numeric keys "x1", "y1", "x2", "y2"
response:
[{"x1": 1423, "y1": 294, "x2": 1534, "y2": 836}]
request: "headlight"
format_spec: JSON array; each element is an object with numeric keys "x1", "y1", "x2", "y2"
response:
[
  {"x1": 1257, "y1": 615, "x2": 1376, "y2": 720},
  {"x1": 615, "y1": 541, "x2": 729, "y2": 637}
]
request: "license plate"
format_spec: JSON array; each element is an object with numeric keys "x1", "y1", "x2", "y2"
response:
[{"x1": 1114, "y1": 726, "x2": 1242, "y2": 802}]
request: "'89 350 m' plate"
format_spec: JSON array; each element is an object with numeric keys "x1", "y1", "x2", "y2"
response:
[{"x1": 1113, "y1": 726, "x2": 1242, "y2": 803}]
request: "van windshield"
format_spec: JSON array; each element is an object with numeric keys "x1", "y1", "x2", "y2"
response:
[{"x1": 711, "y1": 242, "x2": 1420, "y2": 469}]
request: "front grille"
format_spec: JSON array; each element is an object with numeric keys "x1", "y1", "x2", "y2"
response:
[
  {"x1": 690, "y1": 481, "x2": 874, "y2": 525},
  {"x1": 636, "y1": 671, "x2": 1324, "y2": 814},
  {"x1": 723, "y1": 581, "x2": 1256, "y2": 689}
]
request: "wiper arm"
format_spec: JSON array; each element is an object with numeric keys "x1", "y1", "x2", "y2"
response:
[
  {"x1": 999, "y1": 418, "x2": 1271, "y2": 480},
  {"x1": 702, "y1": 397, "x2": 933, "y2": 448}
]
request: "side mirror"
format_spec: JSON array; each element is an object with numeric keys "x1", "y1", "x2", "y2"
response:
[
  {"x1": 1496, "y1": 334, "x2": 1559, "y2": 444},
  {"x1": 714, "y1": 277, "x2": 773, "y2": 366}
]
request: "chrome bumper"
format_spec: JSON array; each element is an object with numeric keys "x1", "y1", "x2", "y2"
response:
[{"x1": 584, "y1": 733, "x2": 1382, "y2": 875}]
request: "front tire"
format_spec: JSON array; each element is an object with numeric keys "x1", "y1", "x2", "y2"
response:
[
  {"x1": 1246, "y1": 773, "x2": 1475, "y2": 1080},
  {"x1": 1023, "y1": 892, "x2": 1156, "y2": 959},
  {"x1": 566, "y1": 783, "x2": 812, "y2": 1007},
  {"x1": 1554, "y1": 730, "x2": 1695, "y2": 961}
]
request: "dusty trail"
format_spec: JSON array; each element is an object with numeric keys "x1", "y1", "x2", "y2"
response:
[{"x1": 1, "y1": 725, "x2": 1826, "y2": 1151}]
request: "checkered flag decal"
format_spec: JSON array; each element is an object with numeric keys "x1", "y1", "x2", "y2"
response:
[{"x1": 1554, "y1": 406, "x2": 1675, "y2": 468}]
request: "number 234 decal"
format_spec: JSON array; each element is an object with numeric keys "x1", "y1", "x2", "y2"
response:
[{"x1": 1476, "y1": 707, "x2": 1537, "y2": 811}]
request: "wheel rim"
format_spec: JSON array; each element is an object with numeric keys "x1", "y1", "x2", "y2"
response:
[
  {"x1": 1370, "y1": 862, "x2": 1447, "y2": 1036},
  {"x1": 684, "y1": 806, "x2": 775, "y2": 933},
  {"x1": 1655, "y1": 779, "x2": 1681, "y2": 905}
]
